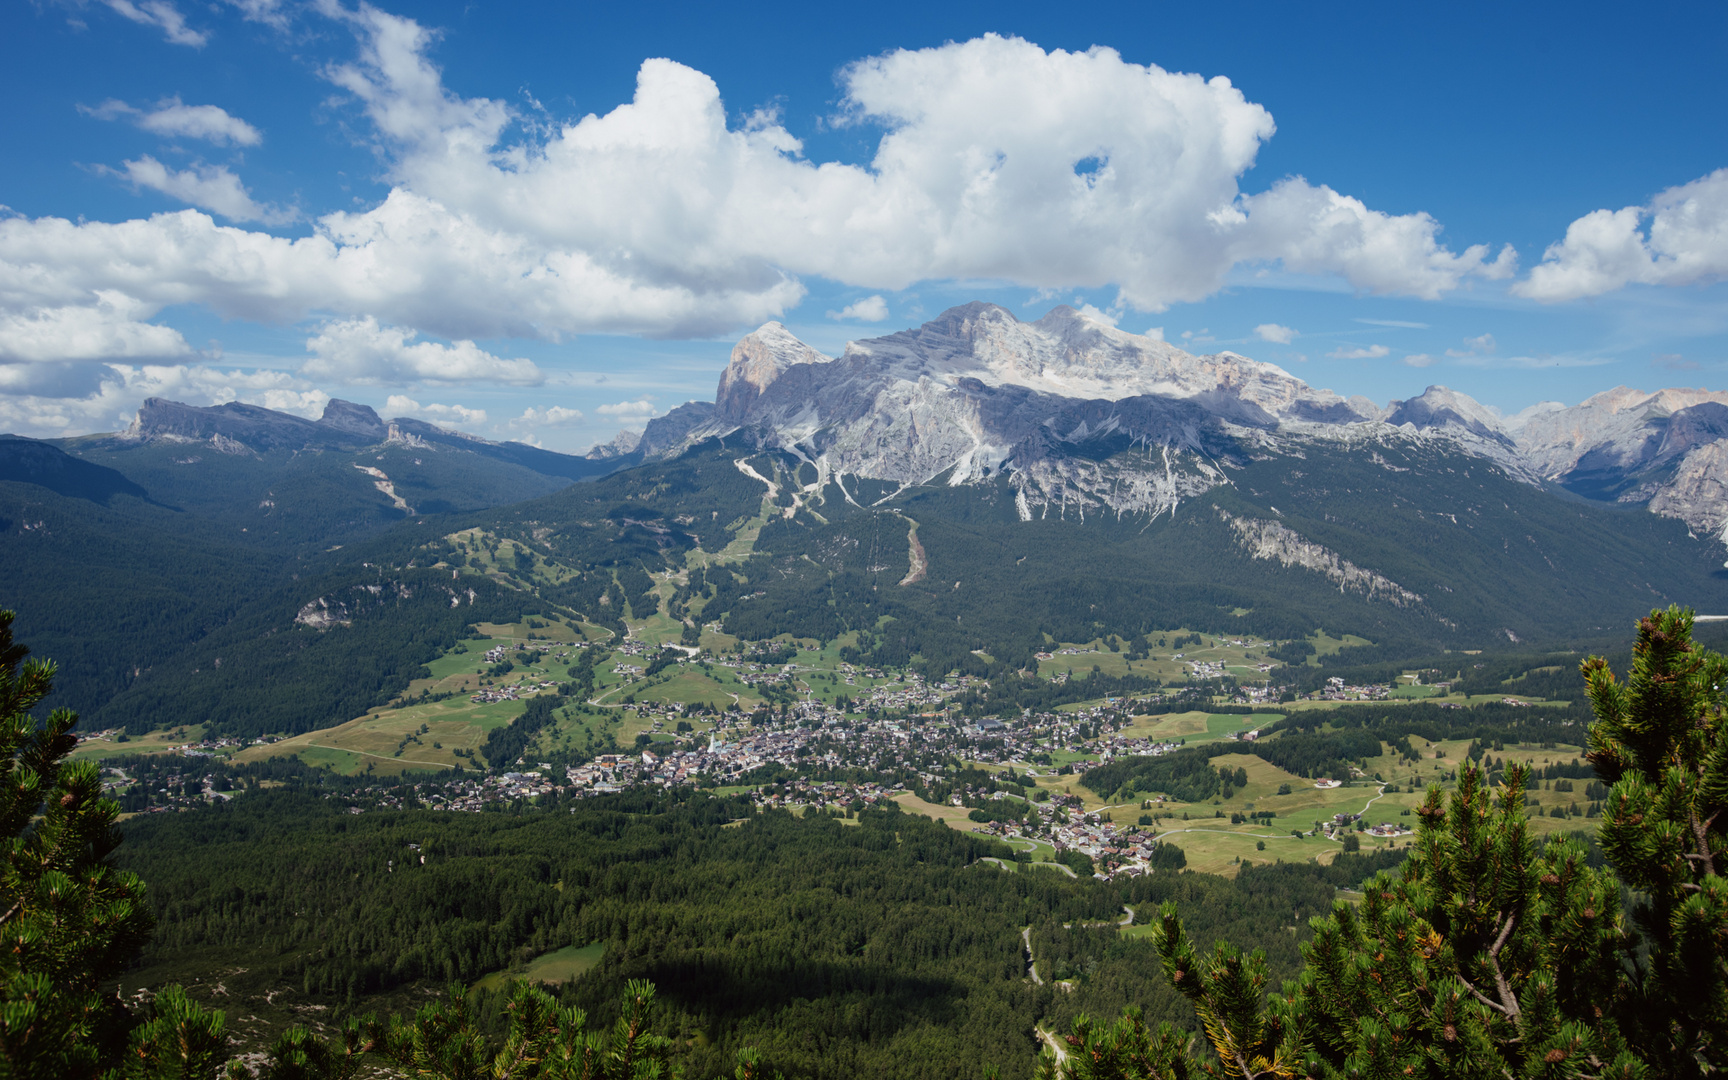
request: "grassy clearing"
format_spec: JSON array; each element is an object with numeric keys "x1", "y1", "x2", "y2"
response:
[
  {"x1": 232, "y1": 621, "x2": 598, "y2": 774},
  {"x1": 472, "y1": 943, "x2": 605, "y2": 994},
  {"x1": 69, "y1": 724, "x2": 208, "y2": 764},
  {"x1": 893, "y1": 791, "x2": 992, "y2": 833},
  {"x1": 233, "y1": 696, "x2": 526, "y2": 776},
  {"x1": 1034, "y1": 629, "x2": 1283, "y2": 685},
  {"x1": 79, "y1": 616, "x2": 611, "y2": 774},
  {"x1": 1114, "y1": 711, "x2": 1280, "y2": 744},
  {"x1": 447, "y1": 531, "x2": 585, "y2": 592},
  {"x1": 1309, "y1": 632, "x2": 1374, "y2": 661}
]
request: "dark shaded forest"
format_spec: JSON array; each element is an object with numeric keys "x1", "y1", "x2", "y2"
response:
[{"x1": 115, "y1": 791, "x2": 1413, "y2": 1080}]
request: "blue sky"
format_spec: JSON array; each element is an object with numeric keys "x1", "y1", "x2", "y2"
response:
[{"x1": 3, "y1": 0, "x2": 1726, "y2": 451}]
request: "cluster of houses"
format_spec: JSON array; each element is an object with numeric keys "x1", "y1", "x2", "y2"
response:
[
  {"x1": 964, "y1": 784, "x2": 1176, "y2": 880},
  {"x1": 469, "y1": 679, "x2": 560, "y2": 705},
  {"x1": 1311, "y1": 677, "x2": 1393, "y2": 702}
]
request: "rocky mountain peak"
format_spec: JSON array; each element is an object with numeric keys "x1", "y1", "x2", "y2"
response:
[
  {"x1": 587, "y1": 428, "x2": 643, "y2": 460},
  {"x1": 318, "y1": 399, "x2": 387, "y2": 440},
  {"x1": 128, "y1": 397, "x2": 325, "y2": 453},
  {"x1": 1384, "y1": 385, "x2": 1512, "y2": 445},
  {"x1": 715, "y1": 322, "x2": 833, "y2": 419}
]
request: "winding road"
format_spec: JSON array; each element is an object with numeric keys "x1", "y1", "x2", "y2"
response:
[{"x1": 1022, "y1": 928, "x2": 1070, "y2": 1068}]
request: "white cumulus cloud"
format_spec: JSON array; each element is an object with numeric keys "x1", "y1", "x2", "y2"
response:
[
  {"x1": 1516, "y1": 168, "x2": 1728, "y2": 302},
  {"x1": 828, "y1": 296, "x2": 889, "y2": 322},
  {"x1": 1403, "y1": 353, "x2": 1436, "y2": 368},
  {"x1": 0, "y1": 363, "x2": 324, "y2": 437},
  {"x1": 0, "y1": 292, "x2": 193, "y2": 363},
  {"x1": 0, "y1": 12, "x2": 1516, "y2": 366},
  {"x1": 1073, "y1": 303, "x2": 1120, "y2": 326},
  {"x1": 1254, "y1": 323, "x2": 1296, "y2": 344},
  {"x1": 1327, "y1": 344, "x2": 1390, "y2": 360},
  {"x1": 596, "y1": 397, "x2": 660, "y2": 423},
  {"x1": 1232, "y1": 179, "x2": 1515, "y2": 300},
  {"x1": 508, "y1": 405, "x2": 585, "y2": 428},
  {"x1": 303, "y1": 318, "x2": 543, "y2": 385},
  {"x1": 384, "y1": 394, "x2": 486, "y2": 425},
  {"x1": 1447, "y1": 333, "x2": 1497, "y2": 359},
  {"x1": 106, "y1": 156, "x2": 295, "y2": 224},
  {"x1": 86, "y1": 97, "x2": 263, "y2": 146}
]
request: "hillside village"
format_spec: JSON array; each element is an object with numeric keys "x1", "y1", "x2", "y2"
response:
[{"x1": 73, "y1": 609, "x2": 1586, "y2": 886}]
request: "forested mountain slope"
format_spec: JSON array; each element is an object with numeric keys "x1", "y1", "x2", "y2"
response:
[
  {"x1": 451, "y1": 437, "x2": 1726, "y2": 674},
  {"x1": 0, "y1": 401, "x2": 612, "y2": 722}
]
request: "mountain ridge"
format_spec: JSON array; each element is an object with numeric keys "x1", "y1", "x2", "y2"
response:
[{"x1": 626, "y1": 303, "x2": 1728, "y2": 544}]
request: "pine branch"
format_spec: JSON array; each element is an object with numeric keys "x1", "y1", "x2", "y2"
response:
[
  {"x1": 1484, "y1": 912, "x2": 1523, "y2": 1030},
  {"x1": 1456, "y1": 973, "x2": 1513, "y2": 1018},
  {"x1": 1689, "y1": 807, "x2": 1715, "y2": 877}
]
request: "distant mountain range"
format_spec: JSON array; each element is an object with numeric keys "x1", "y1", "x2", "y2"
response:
[
  {"x1": 118, "y1": 395, "x2": 620, "y2": 482},
  {"x1": 634, "y1": 302, "x2": 1728, "y2": 545},
  {"x1": 5, "y1": 301, "x2": 1728, "y2": 736}
]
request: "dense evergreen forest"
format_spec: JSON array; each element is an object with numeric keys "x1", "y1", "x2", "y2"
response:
[{"x1": 114, "y1": 790, "x2": 1412, "y2": 1079}]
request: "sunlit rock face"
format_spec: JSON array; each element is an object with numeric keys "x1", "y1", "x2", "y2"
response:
[
  {"x1": 1511, "y1": 388, "x2": 1728, "y2": 539},
  {"x1": 638, "y1": 303, "x2": 1728, "y2": 541}
]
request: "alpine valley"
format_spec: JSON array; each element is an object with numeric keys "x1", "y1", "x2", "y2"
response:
[
  {"x1": 9, "y1": 302, "x2": 1726, "y2": 725},
  {"x1": 8, "y1": 303, "x2": 1728, "y2": 1076}
]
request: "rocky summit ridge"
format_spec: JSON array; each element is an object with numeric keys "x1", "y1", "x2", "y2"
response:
[
  {"x1": 120, "y1": 397, "x2": 610, "y2": 482},
  {"x1": 635, "y1": 302, "x2": 1728, "y2": 542}
]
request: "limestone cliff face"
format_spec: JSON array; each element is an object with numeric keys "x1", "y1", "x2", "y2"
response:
[
  {"x1": 663, "y1": 303, "x2": 1389, "y2": 518},
  {"x1": 638, "y1": 304, "x2": 1728, "y2": 546},
  {"x1": 714, "y1": 322, "x2": 834, "y2": 420},
  {"x1": 1509, "y1": 388, "x2": 1728, "y2": 536},
  {"x1": 1218, "y1": 509, "x2": 1424, "y2": 608}
]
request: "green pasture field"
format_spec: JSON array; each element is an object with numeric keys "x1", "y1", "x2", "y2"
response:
[
  {"x1": 1114, "y1": 711, "x2": 1280, "y2": 744},
  {"x1": 235, "y1": 691, "x2": 534, "y2": 775},
  {"x1": 1033, "y1": 629, "x2": 1290, "y2": 685},
  {"x1": 995, "y1": 725, "x2": 1597, "y2": 879},
  {"x1": 893, "y1": 791, "x2": 994, "y2": 833},
  {"x1": 1389, "y1": 683, "x2": 1443, "y2": 699},
  {"x1": 69, "y1": 723, "x2": 210, "y2": 764},
  {"x1": 527, "y1": 705, "x2": 628, "y2": 760},
  {"x1": 1308, "y1": 631, "x2": 1375, "y2": 660},
  {"x1": 1099, "y1": 733, "x2": 1595, "y2": 877},
  {"x1": 1280, "y1": 692, "x2": 1562, "y2": 711},
  {"x1": 627, "y1": 668, "x2": 751, "y2": 711},
  {"x1": 230, "y1": 617, "x2": 604, "y2": 776},
  {"x1": 472, "y1": 943, "x2": 606, "y2": 994}
]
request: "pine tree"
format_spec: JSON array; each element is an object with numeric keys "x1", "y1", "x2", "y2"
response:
[
  {"x1": 1034, "y1": 605, "x2": 1728, "y2": 1079},
  {"x1": 1581, "y1": 606, "x2": 1728, "y2": 1073},
  {"x1": 265, "y1": 979, "x2": 684, "y2": 1079},
  {"x1": 0, "y1": 609, "x2": 233, "y2": 1079}
]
